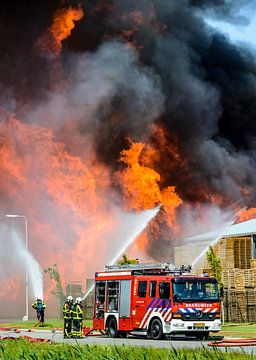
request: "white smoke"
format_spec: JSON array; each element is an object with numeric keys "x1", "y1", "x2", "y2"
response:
[
  {"x1": 178, "y1": 204, "x2": 236, "y2": 240},
  {"x1": 177, "y1": 204, "x2": 237, "y2": 269}
]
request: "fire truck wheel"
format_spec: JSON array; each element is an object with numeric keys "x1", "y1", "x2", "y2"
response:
[
  {"x1": 118, "y1": 330, "x2": 128, "y2": 338},
  {"x1": 107, "y1": 318, "x2": 118, "y2": 338},
  {"x1": 196, "y1": 332, "x2": 209, "y2": 340},
  {"x1": 150, "y1": 318, "x2": 163, "y2": 340}
]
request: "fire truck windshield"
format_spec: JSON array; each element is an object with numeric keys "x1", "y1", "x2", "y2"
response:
[{"x1": 172, "y1": 278, "x2": 219, "y2": 302}]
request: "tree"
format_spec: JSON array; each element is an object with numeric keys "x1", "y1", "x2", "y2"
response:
[
  {"x1": 44, "y1": 264, "x2": 65, "y2": 318},
  {"x1": 119, "y1": 254, "x2": 139, "y2": 265},
  {"x1": 206, "y1": 246, "x2": 223, "y2": 287}
]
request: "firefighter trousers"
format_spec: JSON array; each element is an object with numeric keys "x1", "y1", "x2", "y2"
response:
[
  {"x1": 63, "y1": 319, "x2": 72, "y2": 338},
  {"x1": 37, "y1": 310, "x2": 44, "y2": 323},
  {"x1": 73, "y1": 319, "x2": 82, "y2": 338}
]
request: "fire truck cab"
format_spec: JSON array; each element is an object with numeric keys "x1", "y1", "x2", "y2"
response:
[{"x1": 93, "y1": 263, "x2": 221, "y2": 340}]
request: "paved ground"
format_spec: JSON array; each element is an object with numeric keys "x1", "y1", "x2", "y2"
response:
[{"x1": 0, "y1": 329, "x2": 255, "y2": 355}]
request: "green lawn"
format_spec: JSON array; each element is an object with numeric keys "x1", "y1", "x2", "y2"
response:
[
  {"x1": 1, "y1": 319, "x2": 256, "y2": 339},
  {"x1": 219, "y1": 323, "x2": 256, "y2": 338},
  {"x1": 0, "y1": 339, "x2": 254, "y2": 360},
  {"x1": 0, "y1": 319, "x2": 93, "y2": 330}
]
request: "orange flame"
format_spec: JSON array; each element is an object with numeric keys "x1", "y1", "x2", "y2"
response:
[
  {"x1": 236, "y1": 208, "x2": 256, "y2": 223},
  {"x1": 117, "y1": 141, "x2": 182, "y2": 252},
  {"x1": 0, "y1": 113, "x2": 116, "y2": 291},
  {"x1": 36, "y1": 6, "x2": 84, "y2": 58},
  {"x1": 117, "y1": 142, "x2": 162, "y2": 210}
]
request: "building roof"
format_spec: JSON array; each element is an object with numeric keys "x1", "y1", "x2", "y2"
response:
[{"x1": 187, "y1": 218, "x2": 256, "y2": 243}]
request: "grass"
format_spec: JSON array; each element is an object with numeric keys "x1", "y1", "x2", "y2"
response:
[
  {"x1": 0, "y1": 319, "x2": 93, "y2": 330},
  {"x1": 219, "y1": 323, "x2": 256, "y2": 338},
  {"x1": 0, "y1": 339, "x2": 254, "y2": 360},
  {"x1": 1, "y1": 319, "x2": 256, "y2": 339}
]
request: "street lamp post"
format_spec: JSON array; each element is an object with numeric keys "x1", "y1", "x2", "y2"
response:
[{"x1": 6, "y1": 214, "x2": 28, "y2": 321}]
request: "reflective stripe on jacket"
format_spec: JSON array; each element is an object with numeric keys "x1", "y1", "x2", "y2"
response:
[
  {"x1": 32, "y1": 300, "x2": 46, "y2": 310},
  {"x1": 72, "y1": 303, "x2": 83, "y2": 320},
  {"x1": 63, "y1": 302, "x2": 73, "y2": 319}
]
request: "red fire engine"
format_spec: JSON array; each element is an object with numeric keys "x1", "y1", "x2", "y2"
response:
[{"x1": 93, "y1": 263, "x2": 221, "y2": 340}]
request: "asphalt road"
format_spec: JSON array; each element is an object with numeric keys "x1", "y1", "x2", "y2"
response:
[{"x1": 0, "y1": 329, "x2": 255, "y2": 355}]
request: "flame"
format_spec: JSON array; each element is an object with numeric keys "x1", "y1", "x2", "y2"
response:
[
  {"x1": 0, "y1": 112, "x2": 116, "y2": 290},
  {"x1": 117, "y1": 141, "x2": 183, "y2": 255},
  {"x1": 36, "y1": 6, "x2": 84, "y2": 58},
  {"x1": 117, "y1": 142, "x2": 162, "y2": 210},
  {"x1": 236, "y1": 208, "x2": 256, "y2": 223},
  {"x1": 117, "y1": 140, "x2": 182, "y2": 215}
]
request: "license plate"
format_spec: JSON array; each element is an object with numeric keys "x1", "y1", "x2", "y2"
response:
[{"x1": 194, "y1": 323, "x2": 205, "y2": 328}]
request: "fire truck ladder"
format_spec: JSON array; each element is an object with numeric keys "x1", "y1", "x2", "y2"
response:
[{"x1": 105, "y1": 263, "x2": 191, "y2": 275}]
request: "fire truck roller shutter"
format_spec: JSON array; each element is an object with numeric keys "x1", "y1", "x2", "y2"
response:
[{"x1": 120, "y1": 280, "x2": 131, "y2": 318}]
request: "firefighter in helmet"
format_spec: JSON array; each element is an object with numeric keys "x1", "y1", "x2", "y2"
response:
[
  {"x1": 72, "y1": 297, "x2": 83, "y2": 338},
  {"x1": 32, "y1": 298, "x2": 46, "y2": 324},
  {"x1": 63, "y1": 295, "x2": 74, "y2": 338}
]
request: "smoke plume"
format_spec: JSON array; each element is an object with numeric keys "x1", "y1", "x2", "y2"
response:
[{"x1": 1, "y1": 0, "x2": 256, "y2": 314}]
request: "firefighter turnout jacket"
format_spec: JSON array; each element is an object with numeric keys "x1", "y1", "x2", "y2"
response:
[
  {"x1": 32, "y1": 299, "x2": 46, "y2": 311},
  {"x1": 73, "y1": 303, "x2": 83, "y2": 320},
  {"x1": 63, "y1": 301, "x2": 73, "y2": 319}
]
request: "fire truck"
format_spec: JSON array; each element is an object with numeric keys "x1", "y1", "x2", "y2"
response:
[{"x1": 93, "y1": 263, "x2": 221, "y2": 340}]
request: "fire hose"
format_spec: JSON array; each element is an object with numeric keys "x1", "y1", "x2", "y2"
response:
[
  {"x1": 0, "y1": 335, "x2": 52, "y2": 343},
  {"x1": 208, "y1": 338, "x2": 256, "y2": 347}
]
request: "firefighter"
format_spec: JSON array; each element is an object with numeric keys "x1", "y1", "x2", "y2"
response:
[
  {"x1": 32, "y1": 298, "x2": 46, "y2": 324},
  {"x1": 63, "y1": 295, "x2": 74, "y2": 338},
  {"x1": 72, "y1": 297, "x2": 83, "y2": 338}
]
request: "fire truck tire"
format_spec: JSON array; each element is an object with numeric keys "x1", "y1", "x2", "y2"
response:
[
  {"x1": 196, "y1": 332, "x2": 209, "y2": 340},
  {"x1": 107, "y1": 318, "x2": 118, "y2": 338},
  {"x1": 149, "y1": 318, "x2": 163, "y2": 340},
  {"x1": 118, "y1": 330, "x2": 128, "y2": 338}
]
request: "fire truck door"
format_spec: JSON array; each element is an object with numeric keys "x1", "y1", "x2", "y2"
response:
[
  {"x1": 133, "y1": 280, "x2": 148, "y2": 328},
  {"x1": 120, "y1": 280, "x2": 131, "y2": 317}
]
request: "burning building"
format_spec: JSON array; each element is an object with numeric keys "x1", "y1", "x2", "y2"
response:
[{"x1": 1, "y1": 1, "x2": 256, "y2": 317}]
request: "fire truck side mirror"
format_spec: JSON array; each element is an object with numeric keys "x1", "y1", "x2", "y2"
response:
[{"x1": 173, "y1": 294, "x2": 177, "y2": 301}]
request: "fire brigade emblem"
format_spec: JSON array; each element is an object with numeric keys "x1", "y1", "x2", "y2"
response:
[{"x1": 196, "y1": 310, "x2": 202, "y2": 319}]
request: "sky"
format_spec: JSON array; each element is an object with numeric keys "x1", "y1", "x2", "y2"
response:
[{"x1": 206, "y1": 14, "x2": 256, "y2": 46}]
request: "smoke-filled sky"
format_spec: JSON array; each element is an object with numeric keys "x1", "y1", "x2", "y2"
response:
[{"x1": 1, "y1": 0, "x2": 256, "y2": 316}]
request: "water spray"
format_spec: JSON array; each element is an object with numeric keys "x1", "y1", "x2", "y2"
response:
[
  {"x1": 190, "y1": 215, "x2": 237, "y2": 269},
  {"x1": 82, "y1": 205, "x2": 160, "y2": 301}
]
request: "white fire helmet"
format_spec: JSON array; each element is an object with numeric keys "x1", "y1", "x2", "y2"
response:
[
  {"x1": 76, "y1": 297, "x2": 82, "y2": 304},
  {"x1": 67, "y1": 295, "x2": 73, "y2": 302}
]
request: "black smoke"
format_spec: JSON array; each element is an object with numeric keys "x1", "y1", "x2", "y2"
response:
[{"x1": 1, "y1": 1, "x2": 256, "y2": 231}]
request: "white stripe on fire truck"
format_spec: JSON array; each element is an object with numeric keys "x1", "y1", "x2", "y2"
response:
[
  {"x1": 139, "y1": 305, "x2": 173, "y2": 328},
  {"x1": 97, "y1": 271, "x2": 131, "y2": 276},
  {"x1": 178, "y1": 307, "x2": 218, "y2": 314},
  {"x1": 166, "y1": 310, "x2": 173, "y2": 322},
  {"x1": 139, "y1": 308, "x2": 153, "y2": 329},
  {"x1": 163, "y1": 308, "x2": 172, "y2": 321},
  {"x1": 203, "y1": 308, "x2": 211, "y2": 313},
  {"x1": 179, "y1": 308, "x2": 187, "y2": 313}
]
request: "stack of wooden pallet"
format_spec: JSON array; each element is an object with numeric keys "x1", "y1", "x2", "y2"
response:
[
  {"x1": 245, "y1": 289, "x2": 256, "y2": 322},
  {"x1": 244, "y1": 269, "x2": 255, "y2": 288},
  {"x1": 223, "y1": 238, "x2": 235, "y2": 270},
  {"x1": 222, "y1": 270, "x2": 229, "y2": 289}
]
